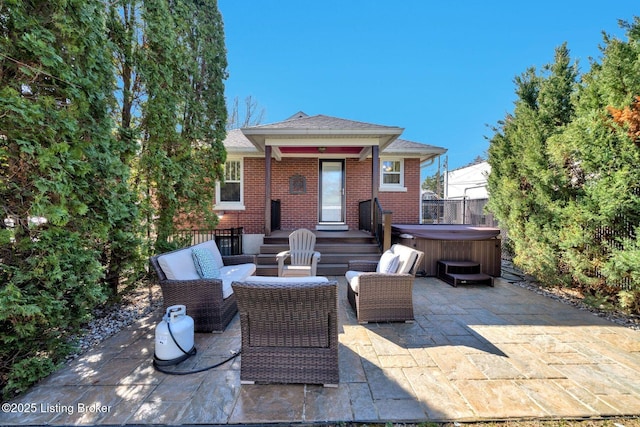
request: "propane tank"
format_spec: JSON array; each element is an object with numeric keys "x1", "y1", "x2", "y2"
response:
[{"x1": 154, "y1": 305, "x2": 195, "y2": 364}]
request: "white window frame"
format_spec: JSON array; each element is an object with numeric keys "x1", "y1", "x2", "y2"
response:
[
  {"x1": 379, "y1": 158, "x2": 407, "y2": 192},
  {"x1": 215, "y1": 158, "x2": 245, "y2": 210}
]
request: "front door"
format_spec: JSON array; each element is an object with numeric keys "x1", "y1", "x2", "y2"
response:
[{"x1": 319, "y1": 159, "x2": 345, "y2": 224}]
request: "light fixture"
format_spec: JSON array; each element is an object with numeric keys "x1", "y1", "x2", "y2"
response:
[{"x1": 318, "y1": 147, "x2": 326, "y2": 153}]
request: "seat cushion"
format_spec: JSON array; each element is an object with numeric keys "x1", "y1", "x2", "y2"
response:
[
  {"x1": 244, "y1": 276, "x2": 329, "y2": 284},
  {"x1": 345, "y1": 270, "x2": 363, "y2": 293},
  {"x1": 220, "y1": 263, "x2": 257, "y2": 298}
]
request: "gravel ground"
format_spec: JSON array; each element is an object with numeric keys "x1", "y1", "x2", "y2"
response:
[
  {"x1": 65, "y1": 282, "x2": 163, "y2": 361},
  {"x1": 501, "y1": 260, "x2": 640, "y2": 331}
]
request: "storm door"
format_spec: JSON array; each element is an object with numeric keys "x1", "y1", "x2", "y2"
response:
[{"x1": 319, "y1": 160, "x2": 345, "y2": 224}]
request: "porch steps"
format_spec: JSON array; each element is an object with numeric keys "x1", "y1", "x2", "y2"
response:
[{"x1": 255, "y1": 230, "x2": 381, "y2": 276}]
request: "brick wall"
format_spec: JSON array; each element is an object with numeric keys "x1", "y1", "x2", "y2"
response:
[
  {"x1": 273, "y1": 158, "x2": 319, "y2": 230},
  {"x1": 378, "y1": 158, "x2": 421, "y2": 224},
  {"x1": 345, "y1": 158, "x2": 372, "y2": 229},
  {"x1": 216, "y1": 157, "x2": 265, "y2": 234},
  {"x1": 216, "y1": 156, "x2": 421, "y2": 233}
]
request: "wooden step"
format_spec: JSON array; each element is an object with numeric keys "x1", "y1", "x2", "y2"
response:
[
  {"x1": 443, "y1": 273, "x2": 494, "y2": 287},
  {"x1": 436, "y1": 260, "x2": 494, "y2": 287},
  {"x1": 256, "y1": 252, "x2": 380, "y2": 264},
  {"x1": 258, "y1": 230, "x2": 381, "y2": 276},
  {"x1": 259, "y1": 243, "x2": 381, "y2": 255},
  {"x1": 264, "y1": 230, "x2": 377, "y2": 244}
]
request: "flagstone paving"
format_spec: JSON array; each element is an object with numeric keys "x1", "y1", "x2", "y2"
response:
[{"x1": 2, "y1": 276, "x2": 640, "y2": 425}]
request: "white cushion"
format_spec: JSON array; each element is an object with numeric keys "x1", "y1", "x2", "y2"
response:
[
  {"x1": 157, "y1": 249, "x2": 200, "y2": 280},
  {"x1": 220, "y1": 263, "x2": 257, "y2": 298},
  {"x1": 243, "y1": 276, "x2": 329, "y2": 284},
  {"x1": 345, "y1": 270, "x2": 363, "y2": 293},
  {"x1": 377, "y1": 250, "x2": 400, "y2": 274},
  {"x1": 391, "y1": 244, "x2": 419, "y2": 274},
  {"x1": 157, "y1": 240, "x2": 224, "y2": 280}
]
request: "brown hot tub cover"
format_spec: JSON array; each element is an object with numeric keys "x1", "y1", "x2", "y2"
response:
[{"x1": 392, "y1": 224, "x2": 500, "y2": 241}]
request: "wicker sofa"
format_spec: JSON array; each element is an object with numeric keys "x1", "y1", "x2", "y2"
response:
[
  {"x1": 232, "y1": 277, "x2": 339, "y2": 386},
  {"x1": 150, "y1": 240, "x2": 256, "y2": 332},
  {"x1": 345, "y1": 244, "x2": 424, "y2": 324}
]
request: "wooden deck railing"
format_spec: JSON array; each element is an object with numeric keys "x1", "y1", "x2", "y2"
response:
[
  {"x1": 358, "y1": 198, "x2": 393, "y2": 251},
  {"x1": 359, "y1": 198, "x2": 392, "y2": 251},
  {"x1": 374, "y1": 198, "x2": 392, "y2": 251}
]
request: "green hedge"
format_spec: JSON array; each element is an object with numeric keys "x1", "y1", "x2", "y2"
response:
[{"x1": 487, "y1": 19, "x2": 640, "y2": 313}]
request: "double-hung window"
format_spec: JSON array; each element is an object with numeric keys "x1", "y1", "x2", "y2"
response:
[
  {"x1": 380, "y1": 158, "x2": 406, "y2": 191},
  {"x1": 216, "y1": 159, "x2": 244, "y2": 209}
]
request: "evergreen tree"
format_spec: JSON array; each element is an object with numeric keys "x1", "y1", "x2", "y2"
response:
[
  {"x1": 0, "y1": 0, "x2": 137, "y2": 397},
  {"x1": 489, "y1": 20, "x2": 640, "y2": 312},
  {"x1": 111, "y1": 0, "x2": 228, "y2": 253},
  {"x1": 550, "y1": 19, "x2": 640, "y2": 308},
  {"x1": 488, "y1": 44, "x2": 578, "y2": 285}
]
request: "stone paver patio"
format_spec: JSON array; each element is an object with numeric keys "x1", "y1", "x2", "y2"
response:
[{"x1": 2, "y1": 276, "x2": 640, "y2": 425}]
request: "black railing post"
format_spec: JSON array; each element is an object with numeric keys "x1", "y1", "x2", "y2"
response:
[
  {"x1": 359, "y1": 199, "x2": 372, "y2": 232},
  {"x1": 271, "y1": 199, "x2": 281, "y2": 231}
]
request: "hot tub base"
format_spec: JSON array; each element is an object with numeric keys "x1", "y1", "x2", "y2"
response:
[{"x1": 393, "y1": 224, "x2": 502, "y2": 277}]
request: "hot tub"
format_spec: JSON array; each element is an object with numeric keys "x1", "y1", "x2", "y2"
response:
[{"x1": 392, "y1": 224, "x2": 502, "y2": 277}]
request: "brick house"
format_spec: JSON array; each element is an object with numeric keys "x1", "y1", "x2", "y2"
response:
[{"x1": 214, "y1": 112, "x2": 446, "y2": 253}]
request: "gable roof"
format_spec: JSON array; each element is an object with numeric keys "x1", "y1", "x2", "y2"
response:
[
  {"x1": 223, "y1": 128, "x2": 256, "y2": 153},
  {"x1": 224, "y1": 111, "x2": 446, "y2": 162},
  {"x1": 241, "y1": 112, "x2": 404, "y2": 153},
  {"x1": 247, "y1": 111, "x2": 403, "y2": 132},
  {"x1": 384, "y1": 138, "x2": 446, "y2": 157}
]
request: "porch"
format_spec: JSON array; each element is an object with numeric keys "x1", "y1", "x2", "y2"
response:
[{"x1": 6, "y1": 275, "x2": 640, "y2": 424}]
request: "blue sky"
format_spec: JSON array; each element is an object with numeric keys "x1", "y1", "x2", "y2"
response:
[{"x1": 219, "y1": 1, "x2": 638, "y2": 174}]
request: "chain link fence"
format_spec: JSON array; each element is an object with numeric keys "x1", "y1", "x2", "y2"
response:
[{"x1": 421, "y1": 198, "x2": 497, "y2": 227}]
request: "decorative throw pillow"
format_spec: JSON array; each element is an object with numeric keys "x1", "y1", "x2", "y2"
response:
[
  {"x1": 377, "y1": 250, "x2": 400, "y2": 274},
  {"x1": 192, "y1": 248, "x2": 221, "y2": 279}
]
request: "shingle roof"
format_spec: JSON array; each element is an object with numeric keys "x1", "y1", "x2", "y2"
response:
[
  {"x1": 386, "y1": 138, "x2": 446, "y2": 155},
  {"x1": 224, "y1": 129, "x2": 255, "y2": 150},
  {"x1": 245, "y1": 113, "x2": 402, "y2": 131},
  {"x1": 224, "y1": 131, "x2": 446, "y2": 158},
  {"x1": 225, "y1": 111, "x2": 447, "y2": 159}
]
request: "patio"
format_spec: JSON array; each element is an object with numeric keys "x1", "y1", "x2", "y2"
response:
[{"x1": 3, "y1": 276, "x2": 640, "y2": 425}]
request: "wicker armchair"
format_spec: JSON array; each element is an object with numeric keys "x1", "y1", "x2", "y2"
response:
[
  {"x1": 150, "y1": 243, "x2": 256, "y2": 333},
  {"x1": 232, "y1": 279, "x2": 339, "y2": 386},
  {"x1": 345, "y1": 244, "x2": 424, "y2": 324}
]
